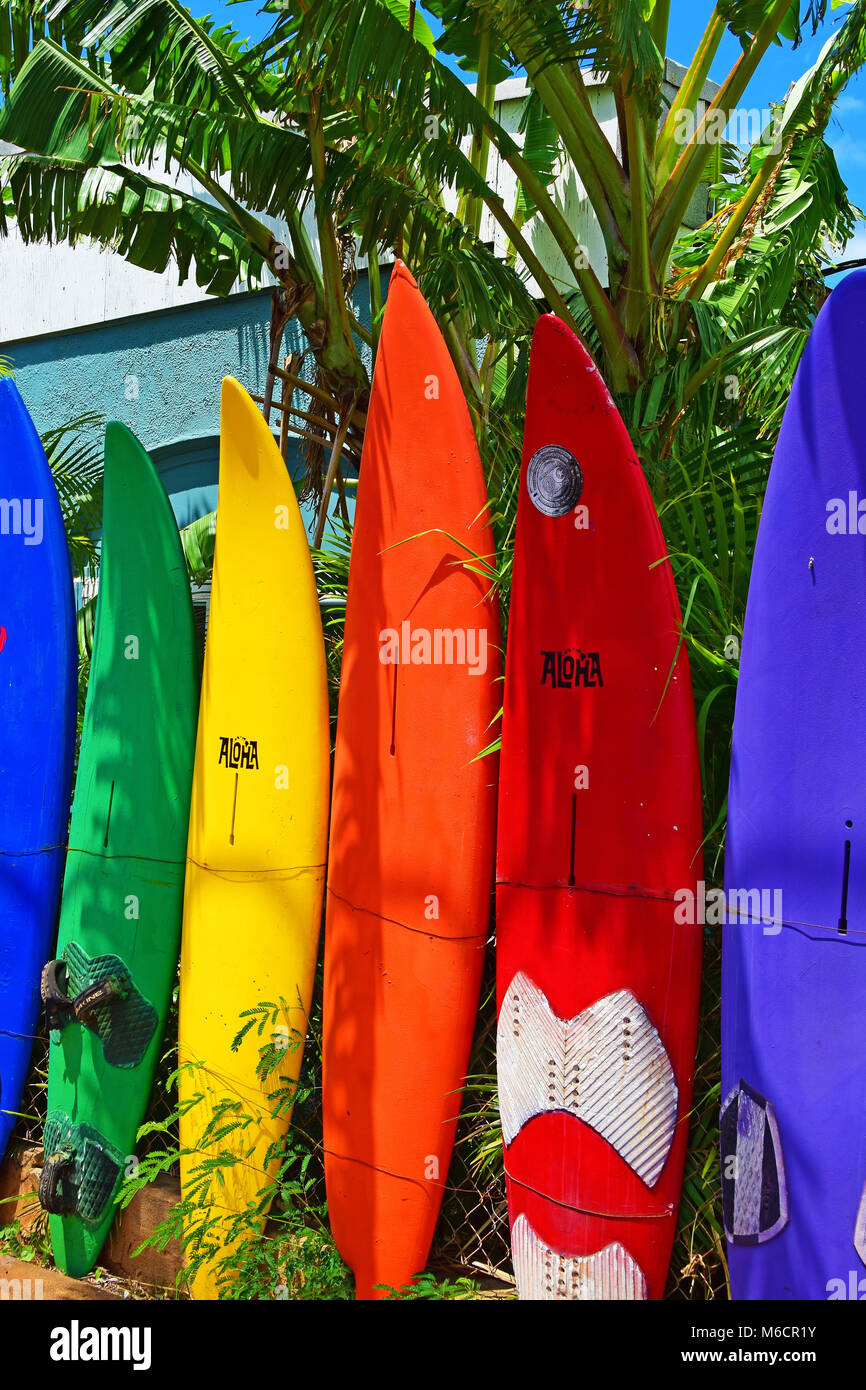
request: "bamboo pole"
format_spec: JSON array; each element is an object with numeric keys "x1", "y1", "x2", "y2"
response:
[
  {"x1": 314, "y1": 390, "x2": 361, "y2": 548},
  {"x1": 260, "y1": 392, "x2": 343, "y2": 438},
  {"x1": 262, "y1": 289, "x2": 291, "y2": 423},
  {"x1": 251, "y1": 396, "x2": 361, "y2": 459},
  {"x1": 334, "y1": 465, "x2": 351, "y2": 528},
  {"x1": 250, "y1": 391, "x2": 362, "y2": 458},
  {"x1": 274, "y1": 366, "x2": 368, "y2": 429},
  {"x1": 290, "y1": 403, "x2": 350, "y2": 436},
  {"x1": 279, "y1": 354, "x2": 292, "y2": 461},
  {"x1": 281, "y1": 421, "x2": 361, "y2": 463}
]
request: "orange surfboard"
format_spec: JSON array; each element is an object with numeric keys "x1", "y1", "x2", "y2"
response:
[{"x1": 323, "y1": 262, "x2": 501, "y2": 1299}]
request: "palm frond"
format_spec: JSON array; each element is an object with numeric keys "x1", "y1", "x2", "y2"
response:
[
  {"x1": 0, "y1": 150, "x2": 267, "y2": 294},
  {"x1": 42, "y1": 408, "x2": 104, "y2": 575}
]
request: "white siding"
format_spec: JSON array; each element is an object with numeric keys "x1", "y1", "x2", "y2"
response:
[{"x1": 1, "y1": 64, "x2": 713, "y2": 343}]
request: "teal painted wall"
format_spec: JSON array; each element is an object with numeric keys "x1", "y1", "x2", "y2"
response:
[{"x1": 4, "y1": 279, "x2": 371, "y2": 537}]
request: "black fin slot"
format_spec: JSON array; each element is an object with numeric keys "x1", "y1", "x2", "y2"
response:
[
  {"x1": 839, "y1": 838, "x2": 852, "y2": 935},
  {"x1": 229, "y1": 772, "x2": 239, "y2": 846},
  {"x1": 389, "y1": 666, "x2": 398, "y2": 757},
  {"x1": 103, "y1": 780, "x2": 115, "y2": 849}
]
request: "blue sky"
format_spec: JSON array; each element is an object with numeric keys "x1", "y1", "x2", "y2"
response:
[
  {"x1": 196, "y1": 1, "x2": 866, "y2": 259},
  {"x1": 669, "y1": 4, "x2": 866, "y2": 260}
]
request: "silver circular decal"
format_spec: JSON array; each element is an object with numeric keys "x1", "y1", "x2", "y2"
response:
[{"x1": 527, "y1": 444, "x2": 583, "y2": 517}]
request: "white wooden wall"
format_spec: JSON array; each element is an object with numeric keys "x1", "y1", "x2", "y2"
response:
[{"x1": 0, "y1": 66, "x2": 710, "y2": 345}]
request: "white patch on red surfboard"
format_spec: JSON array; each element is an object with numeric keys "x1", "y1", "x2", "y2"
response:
[
  {"x1": 510, "y1": 1213, "x2": 647, "y2": 1300},
  {"x1": 497, "y1": 972, "x2": 678, "y2": 1186}
]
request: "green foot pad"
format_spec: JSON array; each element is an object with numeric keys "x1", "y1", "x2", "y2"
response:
[
  {"x1": 40, "y1": 1114, "x2": 124, "y2": 1223},
  {"x1": 44, "y1": 941, "x2": 158, "y2": 1068}
]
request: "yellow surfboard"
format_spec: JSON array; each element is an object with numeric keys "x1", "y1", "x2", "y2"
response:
[{"x1": 178, "y1": 377, "x2": 330, "y2": 1299}]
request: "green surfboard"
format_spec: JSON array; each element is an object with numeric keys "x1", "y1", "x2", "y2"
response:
[{"x1": 41, "y1": 422, "x2": 198, "y2": 1276}]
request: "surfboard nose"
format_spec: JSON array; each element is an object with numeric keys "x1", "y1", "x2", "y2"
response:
[{"x1": 390, "y1": 258, "x2": 418, "y2": 289}]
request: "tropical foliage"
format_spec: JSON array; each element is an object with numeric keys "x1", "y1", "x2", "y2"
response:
[
  {"x1": 39, "y1": 409, "x2": 103, "y2": 575},
  {"x1": 2, "y1": 0, "x2": 864, "y2": 1297}
]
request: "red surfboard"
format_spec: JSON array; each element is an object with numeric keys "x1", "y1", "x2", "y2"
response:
[
  {"x1": 323, "y1": 262, "x2": 501, "y2": 1299},
  {"x1": 496, "y1": 314, "x2": 703, "y2": 1300}
]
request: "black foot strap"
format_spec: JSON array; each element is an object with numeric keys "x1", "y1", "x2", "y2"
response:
[
  {"x1": 41, "y1": 942, "x2": 157, "y2": 1068},
  {"x1": 40, "y1": 1115, "x2": 124, "y2": 1224},
  {"x1": 41, "y1": 959, "x2": 74, "y2": 1034},
  {"x1": 39, "y1": 1146, "x2": 74, "y2": 1215}
]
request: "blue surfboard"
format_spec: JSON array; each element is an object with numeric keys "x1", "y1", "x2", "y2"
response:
[
  {"x1": 722, "y1": 271, "x2": 866, "y2": 1298},
  {"x1": 0, "y1": 378, "x2": 77, "y2": 1161}
]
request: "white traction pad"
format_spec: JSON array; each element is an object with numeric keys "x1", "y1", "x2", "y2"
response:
[
  {"x1": 511, "y1": 1214, "x2": 648, "y2": 1300},
  {"x1": 497, "y1": 972, "x2": 678, "y2": 1186}
]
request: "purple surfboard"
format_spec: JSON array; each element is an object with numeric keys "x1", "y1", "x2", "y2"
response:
[{"x1": 722, "y1": 270, "x2": 866, "y2": 1300}]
